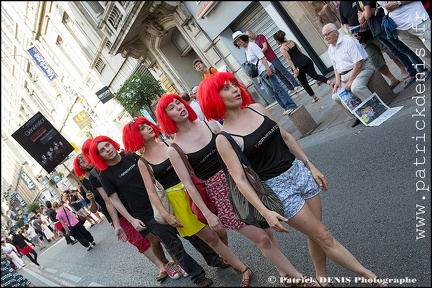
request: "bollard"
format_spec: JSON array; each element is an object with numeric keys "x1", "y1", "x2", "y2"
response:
[
  {"x1": 367, "y1": 70, "x2": 396, "y2": 104},
  {"x1": 288, "y1": 105, "x2": 318, "y2": 136}
]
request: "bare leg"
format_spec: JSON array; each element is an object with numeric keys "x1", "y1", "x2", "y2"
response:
[
  {"x1": 236, "y1": 225, "x2": 303, "y2": 278},
  {"x1": 378, "y1": 64, "x2": 400, "y2": 86},
  {"x1": 145, "y1": 232, "x2": 170, "y2": 264},
  {"x1": 393, "y1": 59, "x2": 409, "y2": 78},
  {"x1": 304, "y1": 195, "x2": 328, "y2": 284},
  {"x1": 288, "y1": 203, "x2": 379, "y2": 281}
]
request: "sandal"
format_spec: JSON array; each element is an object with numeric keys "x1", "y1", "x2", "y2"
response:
[
  {"x1": 326, "y1": 80, "x2": 335, "y2": 88},
  {"x1": 315, "y1": 277, "x2": 334, "y2": 287},
  {"x1": 282, "y1": 275, "x2": 320, "y2": 287},
  {"x1": 156, "y1": 270, "x2": 168, "y2": 282},
  {"x1": 312, "y1": 97, "x2": 319, "y2": 103},
  {"x1": 240, "y1": 267, "x2": 253, "y2": 287}
]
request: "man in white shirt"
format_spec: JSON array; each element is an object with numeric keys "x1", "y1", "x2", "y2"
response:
[
  {"x1": 379, "y1": 1, "x2": 430, "y2": 68},
  {"x1": 323, "y1": 23, "x2": 375, "y2": 127}
]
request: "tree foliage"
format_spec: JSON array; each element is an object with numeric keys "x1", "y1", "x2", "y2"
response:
[
  {"x1": 27, "y1": 202, "x2": 41, "y2": 214},
  {"x1": 113, "y1": 73, "x2": 165, "y2": 118}
]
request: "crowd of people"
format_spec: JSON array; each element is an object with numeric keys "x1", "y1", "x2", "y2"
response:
[{"x1": 3, "y1": 3, "x2": 430, "y2": 286}]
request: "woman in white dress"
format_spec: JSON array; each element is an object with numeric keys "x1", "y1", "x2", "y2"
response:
[
  {"x1": 41, "y1": 223, "x2": 58, "y2": 243},
  {"x1": 1, "y1": 239, "x2": 26, "y2": 269}
]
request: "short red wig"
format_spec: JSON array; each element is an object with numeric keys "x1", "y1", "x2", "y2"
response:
[
  {"x1": 73, "y1": 154, "x2": 86, "y2": 178},
  {"x1": 198, "y1": 72, "x2": 254, "y2": 120},
  {"x1": 81, "y1": 138, "x2": 94, "y2": 163},
  {"x1": 155, "y1": 93, "x2": 197, "y2": 135},
  {"x1": 122, "y1": 117, "x2": 161, "y2": 153},
  {"x1": 88, "y1": 135, "x2": 121, "y2": 171}
]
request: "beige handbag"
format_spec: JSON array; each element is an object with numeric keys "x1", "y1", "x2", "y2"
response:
[{"x1": 140, "y1": 157, "x2": 173, "y2": 224}]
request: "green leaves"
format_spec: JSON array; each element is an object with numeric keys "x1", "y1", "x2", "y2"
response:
[{"x1": 113, "y1": 73, "x2": 165, "y2": 117}]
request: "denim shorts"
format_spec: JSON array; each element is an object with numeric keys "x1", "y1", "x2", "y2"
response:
[{"x1": 264, "y1": 159, "x2": 321, "y2": 219}]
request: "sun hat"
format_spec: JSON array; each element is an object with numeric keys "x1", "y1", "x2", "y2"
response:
[
  {"x1": 232, "y1": 31, "x2": 246, "y2": 41},
  {"x1": 192, "y1": 58, "x2": 203, "y2": 67}
]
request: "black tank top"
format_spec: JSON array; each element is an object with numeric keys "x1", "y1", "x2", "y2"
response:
[
  {"x1": 284, "y1": 41, "x2": 310, "y2": 69},
  {"x1": 230, "y1": 107, "x2": 294, "y2": 180},
  {"x1": 150, "y1": 158, "x2": 181, "y2": 189},
  {"x1": 186, "y1": 122, "x2": 221, "y2": 180}
]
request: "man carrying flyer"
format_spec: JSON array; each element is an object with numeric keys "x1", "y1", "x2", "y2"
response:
[{"x1": 322, "y1": 23, "x2": 375, "y2": 127}]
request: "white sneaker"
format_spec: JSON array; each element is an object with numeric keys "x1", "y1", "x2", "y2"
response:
[{"x1": 283, "y1": 109, "x2": 294, "y2": 115}]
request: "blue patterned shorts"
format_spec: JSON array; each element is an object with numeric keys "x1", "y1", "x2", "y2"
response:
[{"x1": 264, "y1": 159, "x2": 321, "y2": 219}]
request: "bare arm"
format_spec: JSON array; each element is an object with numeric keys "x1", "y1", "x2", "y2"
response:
[
  {"x1": 96, "y1": 187, "x2": 127, "y2": 242},
  {"x1": 216, "y1": 132, "x2": 290, "y2": 232},
  {"x1": 261, "y1": 41, "x2": 269, "y2": 53},
  {"x1": 109, "y1": 192, "x2": 146, "y2": 232},
  {"x1": 280, "y1": 45, "x2": 296, "y2": 71},
  {"x1": 138, "y1": 159, "x2": 183, "y2": 228},
  {"x1": 168, "y1": 145, "x2": 223, "y2": 231}
]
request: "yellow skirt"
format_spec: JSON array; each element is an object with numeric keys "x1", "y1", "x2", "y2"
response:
[{"x1": 166, "y1": 182, "x2": 205, "y2": 237}]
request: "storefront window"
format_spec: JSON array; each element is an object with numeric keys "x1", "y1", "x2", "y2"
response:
[{"x1": 279, "y1": 1, "x2": 341, "y2": 65}]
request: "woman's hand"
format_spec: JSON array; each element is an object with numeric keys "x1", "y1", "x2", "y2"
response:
[
  {"x1": 166, "y1": 214, "x2": 184, "y2": 228},
  {"x1": 131, "y1": 218, "x2": 147, "y2": 231},
  {"x1": 262, "y1": 210, "x2": 290, "y2": 233},
  {"x1": 309, "y1": 166, "x2": 328, "y2": 191},
  {"x1": 206, "y1": 213, "x2": 224, "y2": 232},
  {"x1": 293, "y1": 67, "x2": 299, "y2": 77}
]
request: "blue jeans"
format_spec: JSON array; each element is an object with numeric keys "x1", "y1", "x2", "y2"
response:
[
  {"x1": 377, "y1": 30, "x2": 428, "y2": 77},
  {"x1": 260, "y1": 69, "x2": 297, "y2": 110},
  {"x1": 270, "y1": 57, "x2": 299, "y2": 90}
]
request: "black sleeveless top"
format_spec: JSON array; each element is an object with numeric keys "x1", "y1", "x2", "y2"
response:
[
  {"x1": 150, "y1": 158, "x2": 181, "y2": 189},
  {"x1": 186, "y1": 122, "x2": 221, "y2": 180},
  {"x1": 284, "y1": 41, "x2": 310, "y2": 69},
  {"x1": 230, "y1": 107, "x2": 294, "y2": 180}
]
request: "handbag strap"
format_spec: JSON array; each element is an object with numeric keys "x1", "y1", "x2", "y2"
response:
[
  {"x1": 217, "y1": 131, "x2": 253, "y2": 169},
  {"x1": 170, "y1": 143, "x2": 196, "y2": 177},
  {"x1": 63, "y1": 207, "x2": 72, "y2": 226},
  {"x1": 139, "y1": 157, "x2": 157, "y2": 185}
]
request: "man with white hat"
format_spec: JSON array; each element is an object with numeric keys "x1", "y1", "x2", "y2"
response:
[{"x1": 232, "y1": 31, "x2": 297, "y2": 115}]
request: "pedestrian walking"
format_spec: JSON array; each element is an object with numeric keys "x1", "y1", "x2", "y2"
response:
[
  {"x1": 233, "y1": 31, "x2": 297, "y2": 115},
  {"x1": 273, "y1": 30, "x2": 334, "y2": 104},
  {"x1": 89, "y1": 135, "x2": 215, "y2": 287},
  {"x1": 156, "y1": 94, "x2": 319, "y2": 287},
  {"x1": 10, "y1": 231, "x2": 40, "y2": 268},
  {"x1": 198, "y1": 71, "x2": 389, "y2": 287},
  {"x1": 52, "y1": 201, "x2": 96, "y2": 251}
]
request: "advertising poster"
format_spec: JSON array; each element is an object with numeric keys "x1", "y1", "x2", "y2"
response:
[{"x1": 12, "y1": 112, "x2": 74, "y2": 173}]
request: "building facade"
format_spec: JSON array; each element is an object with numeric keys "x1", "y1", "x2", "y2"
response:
[{"x1": 1, "y1": 1, "x2": 341, "y2": 225}]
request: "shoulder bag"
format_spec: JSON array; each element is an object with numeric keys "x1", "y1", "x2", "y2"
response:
[
  {"x1": 242, "y1": 56, "x2": 259, "y2": 78},
  {"x1": 63, "y1": 207, "x2": 75, "y2": 236},
  {"x1": 139, "y1": 157, "x2": 173, "y2": 225},
  {"x1": 170, "y1": 143, "x2": 218, "y2": 224},
  {"x1": 217, "y1": 131, "x2": 284, "y2": 227}
]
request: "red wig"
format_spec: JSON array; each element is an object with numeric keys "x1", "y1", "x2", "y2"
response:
[
  {"x1": 122, "y1": 117, "x2": 161, "y2": 153},
  {"x1": 198, "y1": 72, "x2": 254, "y2": 120},
  {"x1": 88, "y1": 135, "x2": 121, "y2": 171},
  {"x1": 73, "y1": 153, "x2": 86, "y2": 178},
  {"x1": 155, "y1": 93, "x2": 197, "y2": 135},
  {"x1": 81, "y1": 138, "x2": 94, "y2": 163}
]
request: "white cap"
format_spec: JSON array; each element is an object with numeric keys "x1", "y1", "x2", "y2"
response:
[
  {"x1": 232, "y1": 31, "x2": 246, "y2": 41},
  {"x1": 191, "y1": 86, "x2": 198, "y2": 94}
]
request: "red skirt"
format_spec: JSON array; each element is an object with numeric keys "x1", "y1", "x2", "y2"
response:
[
  {"x1": 18, "y1": 245, "x2": 34, "y2": 255},
  {"x1": 54, "y1": 221, "x2": 63, "y2": 231}
]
